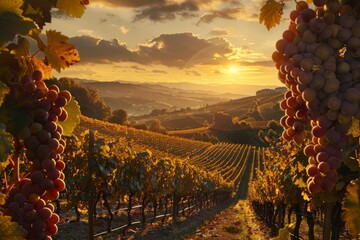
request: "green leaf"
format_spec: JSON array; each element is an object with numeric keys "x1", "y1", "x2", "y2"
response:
[
  {"x1": 0, "y1": 212, "x2": 24, "y2": 240},
  {"x1": 21, "y1": 0, "x2": 54, "y2": 29},
  {"x1": 57, "y1": 98, "x2": 81, "y2": 136},
  {"x1": 342, "y1": 179, "x2": 360, "y2": 238},
  {"x1": 0, "y1": 12, "x2": 36, "y2": 45},
  {"x1": 12, "y1": 36, "x2": 30, "y2": 59},
  {"x1": 0, "y1": 95, "x2": 34, "y2": 136},
  {"x1": 0, "y1": 123, "x2": 13, "y2": 164},
  {"x1": 0, "y1": 81, "x2": 9, "y2": 106},
  {"x1": 259, "y1": 0, "x2": 283, "y2": 30}
]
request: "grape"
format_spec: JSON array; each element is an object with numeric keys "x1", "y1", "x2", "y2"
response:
[
  {"x1": 337, "y1": 28, "x2": 352, "y2": 43},
  {"x1": 313, "y1": 0, "x2": 326, "y2": 7},
  {"x1": 323, "y1": 12, "x2": 336, "y2": 25},
  {"x1": 296, "y1": 1, "x2": 308, "y2": 11},
  {"x1": 4, "y1": 70, "x2": 73, "y2": 238},
  {"x1": 318, "y1": 161, "x2": 330, "y2": 173},
  {"x1": 306, "y1": 164, "x2": 319, "y2": 177},
  {"x1": 31, "y1": 171, "x2": 44, "y2": 184},
  {"x1": 32, "y1": 70, "x2": 43, "y2": 81},
  {"x1": 48, "y1": 213, "x2": 60, "y2": 224},
  {"x1": 310, "y1": 18, "x2": 326, "y2": 33},
  {"x1": 42, "y1": 159, "x2": 56, "y2": 172},
  {"x1": 46, "y1": 90, "x2": 58, "y2": 102},
  {"x1": 339, "y1": 14, "x2": 355, "y2": 28},
  {"x1": 53, "y1": 179, "x2": 66, "y2": 192},
  {"x1": 58, "y1": 110, "x2": 68, "y2": 122},
  {"x1": 272, "y1": 0, "x2": 360, "y2": 195},
  {"x1": 45, "y1": 223, "x2": 58, "y2": 236},
  {"x1": 34, "y1": 109, "x2": 50, "y2": 123},
  {"x1": 37, "y1": 130, "x2": 51, "y2": 144},
  {"x1": 38, "y1": 207, "x2": 52, "y2": 221}
]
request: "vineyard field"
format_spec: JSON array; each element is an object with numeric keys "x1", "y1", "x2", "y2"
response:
[{"x1": 78, "y1": 115, "x2": 266, "y2": 196}]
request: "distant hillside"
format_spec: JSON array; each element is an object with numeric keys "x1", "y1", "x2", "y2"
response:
[
  {"x1": 78, "y1": 80, "x2": 247, "y2": 116},
  {"x1": 131, "y1": 92, "x2": 284, "y2": 131}
]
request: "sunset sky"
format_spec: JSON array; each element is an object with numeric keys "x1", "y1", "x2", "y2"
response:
[{"x1": 45, "y1": 0, "x2": 297, "y2": 86}]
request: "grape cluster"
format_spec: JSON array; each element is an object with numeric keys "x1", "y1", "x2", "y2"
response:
[
  {"x1": 273, "y1": 0, "x2": 360, "y2": 194},
  {"x1": 4, "y1": 70, "x2": 71, "y2": 239}
]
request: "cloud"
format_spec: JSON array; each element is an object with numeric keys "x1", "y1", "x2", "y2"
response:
[
  {"x1": 119, "y1": 26, "x2": 129, "y2": 34},
  {"x1": 208, "y1": 28, "x2": 235, "y2": 36},
  {"x1": 152, "y1": 70, "x2": 168, "y2": 74},
  {"x1": 51, "y1": 9, "x2": 73, "y2": 19},
  {"x1": 69, "y1": 35, "x2": 139, "y2": 64},
  {"x1": 91, "y1": 0, "x2": 252, "y2": 23},
  {"x1": 133, "y1": 1, "x2": 200, "y2": 22},
  {"x1": 186, "y1": 70, "x2": 202, "y2": 76},
  {"x1": 130, "y1": 65, "x2": 146, "y2": 71},
  {"x1": 69, "y1": 33, "x2": 268, "y2": 68},
  {"x1": 91, "y1": 0, "x2": 167, "y2": 8}
]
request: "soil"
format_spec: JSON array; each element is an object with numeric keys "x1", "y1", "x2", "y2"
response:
[{"x1": 53, "y1": 200, "x2": 269, "y2": 240}]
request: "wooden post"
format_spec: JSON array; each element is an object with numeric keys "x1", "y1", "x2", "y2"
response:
[{"x1": 88, "y1": 130, "x2": 95, "y2": 240}]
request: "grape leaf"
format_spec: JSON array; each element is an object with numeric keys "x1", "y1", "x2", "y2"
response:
[
  {"x1": 11, "y1": 36, "x2": 30, "y2": 59},
  {"x1": 307, "y1": 0, "x2": 313, "y2": 3},
  {"x1": 0, "y1": 192, "x2": 5, "y2": 205},
  {"x1": 0, "y1": 123, "x2": 13, "y2": 164},
  {"x1": 21, "y1": 0, "x2": 54, "y2": 29},
  {"x1": 0, "y1": 12, "x2": 36, "y2": 45},
  {"x1": 270, "y1": 223, "x2": 294, "y2": 240},
  {"x1": 43, "y1": 30, "x2": 80, "y2": 72},
  {"x1": 259, "y1": 0, "x2": 283, "y2": 30},
  {"x1": 342, "y1": 179, "x2": 360, "y2": 238},
  {"x1": 30, "y1": 57, "x2": 52, "y2": 79},
  {"x1": 56, "y1": 0, "x2": 87, "y2": 18},
  {"x1": 348, "y1": 118, "x2": 360, "y2": 137},
  {"x1": 0, "y1": 212, "x2": 24, "y2": 240},
  {"x1": 0, "y1": 0, "x2": 23, "y2": 15},
  {"x1": 57, "y1": 98, "x2": 81, "y2": 136}
]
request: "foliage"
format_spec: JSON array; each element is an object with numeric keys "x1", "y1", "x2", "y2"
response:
[
  {"x1": 57, "y1": 98, "x2": 81, "y2": 136},
  {"x1": 0, "y1": 212, "x2": 24, "y2": 240},
  {"x1": 0, "y1": 0, "x2": 86, "y2": 238},
  {"x1": 259, "y1": 0, "x2": 284, "y2": 30},
  {"x1": 342, "y1": 178, "x2": 360, "y2": 237},
  {"x1": 46, "y1": 77, "x2": 112, "y2": 121},
  {"x1": 148, "y1": 119, "x2": 167, "y2": 134},
  {"x1": 109, "y1": 108, "x2": 128, "y2": 125}
]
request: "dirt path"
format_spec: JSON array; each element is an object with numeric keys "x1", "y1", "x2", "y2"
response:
[
  {"x1": 54, "y1": 200, "x2": 269, "y2": 240},
  {"x1": 184, "y1": 200, "x2": 269, "y2": 240},
  {"x1": 127, "y1": 200, "x2": 269, "y2": 240}
]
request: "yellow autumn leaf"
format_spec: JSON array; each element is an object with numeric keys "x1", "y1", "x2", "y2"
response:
[
  {"x1": 56, "y1": 0, "x2": 87, "y2": 18},
  {"x1": 0, "y1": 212, "x2": 24, "y2": 240},
  {"x1": 342, "y1": 179, "x2": 360, "y2": 237},
  {"x1": 0, "y1": 192, "x2": 5, "y2": 205},
  {"x1": 307, "y1": 0, "x2": 313, "y2": 4},
  {"x1": 44, "y1": 30, "x2": 80, "y2": 72},
  {"x1": 259, "y1": 0, "x2": 284, "y2": 30},
  {"x1": 30, "y1": 57, "x2": 52, "y2": 79},
  {"x1": 0, "y1": 0, "x2": 23, "y2": 15}
]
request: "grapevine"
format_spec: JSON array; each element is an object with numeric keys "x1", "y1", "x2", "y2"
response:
[
  {"x1": 272, "y1": 0, "x2": 360, "y2": 194},
  {"x1": 0, "y1": 1, "x2": 87, "y2": 239}
]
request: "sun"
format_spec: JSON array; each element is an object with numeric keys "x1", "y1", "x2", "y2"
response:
[{"x1": 227, "y1": 64, "x2": 240, "y2": 75}]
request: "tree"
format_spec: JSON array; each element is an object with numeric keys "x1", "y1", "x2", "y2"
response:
[
  {"x1": 109, "y1": 109, "x2": 128, "y2": 125},
  {"x1": 148, "y1": 119, "x2": 167, "y2": 134},
  {"x1": 46, "y1": 78, "x2": 112, "y2": 121}
]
